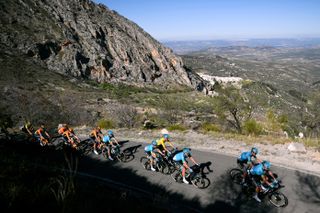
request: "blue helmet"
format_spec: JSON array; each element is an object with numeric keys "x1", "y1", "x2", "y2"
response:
[
  {"x1": 183, "y1": 148, "x2": 191, "y2": 154},
  {"x1": 103, "y1": 135, "x2": 110, "y2": 143},
  {"x1": 152, "y1": 140, "x2": 157, "y2": 146},
  {"x1": 251, "y1": 147, "x2": 258, "y2": 155},
  {"x1": 262, "y1": 161, "x2": 271, "y2": 170},
  {"x1": 163, "y1": 134, "x2": 169, "y2": 139},
  {"x1": 107, "y1": 130, "x2": 113, "y2": 136}
]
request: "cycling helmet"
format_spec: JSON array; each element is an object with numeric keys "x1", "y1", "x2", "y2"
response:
[
  {"x1": 262, "y1": 161, "x2": 271, "y2": 170},
  {"x1": 103, "y1": 135, "x2": 110, "y2": 143},
  {"x1": 251, "y1": 147, "x2": 258, "y2": 155},
  {"x1": 183, "y1": 148, "x2": 191, "y2": 154},
  {"x1": 107, "y1": 130, "x2": 113, "y2": 135},
  {"x1": 152, "y1": 140, "x2": 157, "y2": 146},
  {"x1": 163, "y1": 134, "x2": 169, "y2": 139}
]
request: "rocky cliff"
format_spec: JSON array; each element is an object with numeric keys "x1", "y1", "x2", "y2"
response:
[{"x1": 0, "y1": 0, "x2": 204, "y2": 88}]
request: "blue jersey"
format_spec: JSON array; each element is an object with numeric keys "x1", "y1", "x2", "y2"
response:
[
  {"x1": 250, "y1": 163, "x2": 264, "y2": 176},
  {"x1": 173, "y1": 152, "x2": 186, "y2": 162},
  {"x1": 102, "y1": 135, "x2": 111, "y2": 144},
  {"x1": 239, "y1": 151, "x2": 253, "y2": 162},
  {"x1": 144, "y1": 144, "x2": 154, "y2": 152}
]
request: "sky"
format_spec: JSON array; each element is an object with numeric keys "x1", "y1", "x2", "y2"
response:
[{"x1": 94, "y1": 0, "x2": 320, "y2": 41}]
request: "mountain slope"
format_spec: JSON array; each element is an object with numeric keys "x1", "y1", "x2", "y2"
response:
[{"x1": 0, "y1": 0, "x2": 202, "y2": 88}]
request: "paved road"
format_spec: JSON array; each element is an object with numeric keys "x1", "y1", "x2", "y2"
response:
[{"x1": 77, "y1": 140, "x2": 320, "y2": 213}]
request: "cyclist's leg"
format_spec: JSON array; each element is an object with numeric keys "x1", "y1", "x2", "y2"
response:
[
  {"x1": 150, "y1": 152, "x2": 157, "y2": 170},
  {"x1": 107, "y1": 144, "x2": 113, "y2": 160}
]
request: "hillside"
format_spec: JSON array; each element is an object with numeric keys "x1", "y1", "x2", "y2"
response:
[{"x1": 0, "y1": 0, "x2": 205, "y2": 89}]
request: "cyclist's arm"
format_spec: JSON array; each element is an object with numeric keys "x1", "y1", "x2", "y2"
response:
[
  {"x1": 261, "y1": 174, "x2": 272, "y2": 186},
  {"x1": 26, "y1": 127, "x2": 33, "y2": 135},
  {"x1": 154, "y1": 148, "x2": 165, "y2": 156},
  {"x1": 38, "y1": 131, "x2": 45, "y2": 139},
  {"x1": 73, "y1": 133, "x2": 80, "y2": 142},
  {"x1": 111, "y1": 137, "x2": 120, "y2": 145},
  {"x1": 189, "y1": 156, "x2": 198, "y2": 165},
  {"x1": 246, "y1": 156, "x2": 254, "y2": 168},
  {"x1": 45, "y1": 131, "x2": 50, "y2": 138},
  {"x1": 255, "y1": 157, "x2": 262, "y2": 164},
  {"x1": 65, "y1": 133, "x2": 71, "y2": 141},
  {"x1": 167, "y1": 141, "x2": 174, "y2": 149},
  {"x1": 94, "y1": 132, "x2": 101, "y2": 142},
  {"x1": 267, "y1": 170, "x2": 276, "y2": 180}
]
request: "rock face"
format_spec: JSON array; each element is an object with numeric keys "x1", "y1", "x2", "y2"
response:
[{"x1": 0, "y1": 0, "x2": 204, "y2": 88}]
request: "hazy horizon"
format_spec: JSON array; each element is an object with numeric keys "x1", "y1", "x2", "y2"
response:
[{"x1": 94, "y1": 0, "x2": 320, "y2": 41}]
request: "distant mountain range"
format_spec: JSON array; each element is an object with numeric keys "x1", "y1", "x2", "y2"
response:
[{"x1": 163, "y1": 38, "x2": 320, "y2": 54}]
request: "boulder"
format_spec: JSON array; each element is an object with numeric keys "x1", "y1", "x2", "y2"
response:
[{"x1": 287, "y1": 142, "x2": 307, "y2": 153}]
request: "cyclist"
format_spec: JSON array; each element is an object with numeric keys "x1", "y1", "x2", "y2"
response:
[
  {"x1": 59, "y1": 124, "x2": 80, "y2": 148},
  {"x1": 34, "y1": 123, "x2": 51, "y2": 146},
  {"x1": 173, "y1": 148, "x2": 199, "y2": 184},
  {"x1": 102, "y1": 135, "x2": 116, "y2": 160},
  {"x1": 249, "y1": 160, "x2": 277, "y2": 202},
  {"x1": 106, "y1": 130, "x2": 120, "y2": 146},
  {"x1": 144, "y1": 140, "x2": 164, "y2": 171},
  {"x1": 238, "y1": 147, "x2": 260, "y2": 168},
  {"x1": 238, "y1": 147, "x2": 260, "y2": 183},
  {"x1": 22, "y1": 121, "x2": 34, "y2": 137},
  {"x1": 90, "y1": 126, "x2": 103, "y2": 155},
  {"x1": 156, "y1": 133, "x2": 175, "y2": 156},
  {"x1": 58, "y1": 123, "x2": 68, "y2": 136}
]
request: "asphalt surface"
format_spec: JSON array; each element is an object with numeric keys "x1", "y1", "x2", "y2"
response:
[{"x1": 77, "y1": 140, "x2": 320, "y2": 213}]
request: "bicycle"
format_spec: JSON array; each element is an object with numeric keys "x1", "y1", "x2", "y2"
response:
[
  {"x1": 229, "y1": 168, "x2": 288, "y2": 207},
  {"x1": 171, "y1": 164, "x2": 211, "y2": 189},
  {"x1": 102, "y1": 144, "x2": 133, "y2": 162}
]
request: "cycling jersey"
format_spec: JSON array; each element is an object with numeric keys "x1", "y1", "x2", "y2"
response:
[
  {"x1": 90, "y1": 129, "x2": 102, "y2": 138},
  {"x1": 250, "y1": 163, "x2": 264, "y2": 176},
  {"x1": 173, "y1": 152, "x2": 186, "y2": 163},
  {"x1": 239, "y1": 151, "x2": 255, "y2": 163},
  {"x1": 35, "y1": 128, "x2": 45, "y2": 137},
  {"x1": 102, "y1": 135, "x2": 111, "y2": 144},
  {"x1": 24, "y1": 123, "x2": 33, "y2": 130},
  {"x1": 58, "y1": 127, "x2": 68, "y2": 135},
  {"x1": 144, "y1": 144, "x2": 154, "y2": 152},
  {"x1": 62, "y1": 130, "x2": 72, "y2": 138}
]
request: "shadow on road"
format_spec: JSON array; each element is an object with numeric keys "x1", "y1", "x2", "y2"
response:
[
  {"x1": 294, "y1": 171, "x2": 320, "y2": 205},
  {"x1": 0, "y1": 137, "x2": 283, "y2": 212},
  {"x1": 122, "y1": 144, "x2": 141, "y2": 154}
]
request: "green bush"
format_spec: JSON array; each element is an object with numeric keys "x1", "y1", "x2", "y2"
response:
[
  {"x1": 167, "y1": 124, "x2": 187, "y2": 131},
  {"x1": 97, "y1": 119, "x2": 115, "y2": 129},
  {"x1": 243, "y1": 119, "x2": 263, "y2": 136},
  {"x1": 200, "y1": 122, "x2": 221, "y2": 132}
]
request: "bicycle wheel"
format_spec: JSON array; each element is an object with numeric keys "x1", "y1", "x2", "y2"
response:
[
  {"x1": 140, "y1": 157, "x2": 151, "y2": 170},
  {"x1": 171, "y1": 171, "x2": 183, "y2": 183},
  {"x1": 116, "y1": 152, "x2": 125, "y2": 162},
  {"x1": 122, "y1": 153, "x2": 134, "y2": 162},
  {"x1": 229, "y1": 168, "x2": 243, "y2": 184},
  {"x1": 269, "y1": 192, "x2": 288, "y2": 208},
  {"x1": 191, "y1": 176, "x2": 211, "y2": 189},
  {"x1": 158, "y1": 162, "x2": 170, "y2": 175},
  {"x1": 55, "y1": 139, "x2": 65, "y2": 150}
]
